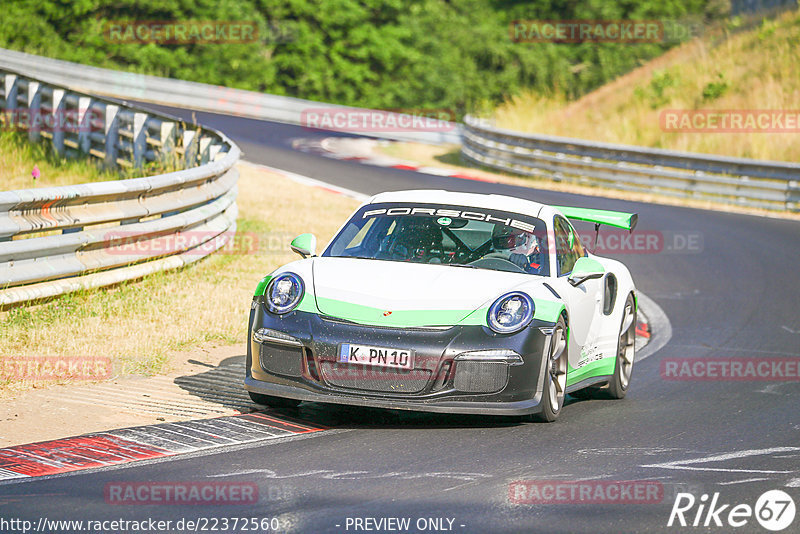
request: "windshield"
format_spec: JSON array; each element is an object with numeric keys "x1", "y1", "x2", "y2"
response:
[{"x1": 323, "y1": 203, "x2": 549, "y2": 276}]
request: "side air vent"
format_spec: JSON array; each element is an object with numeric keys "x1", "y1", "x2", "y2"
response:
[{"x1": 603, "y1": 274, "x2": 618, "y2": 315}]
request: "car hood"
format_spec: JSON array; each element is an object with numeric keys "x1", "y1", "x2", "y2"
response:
[{"x1": 310, "y1": 257, "x2": 534, "y2": 327}]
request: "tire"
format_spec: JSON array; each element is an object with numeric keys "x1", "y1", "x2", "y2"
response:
[
  {"x1": 248, "y1": 391, "x2": 301, "y2": 409},
  {"x1": 607, "y1": 293, "x2": 636, "y2": 399},
  {"x1": 532, "y1": 317, "x2": 568, "y2": 422}
]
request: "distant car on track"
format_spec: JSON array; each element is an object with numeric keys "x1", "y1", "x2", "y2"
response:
[{"x1": 245, "y1": 190, "x2": 638, "y2": 421}]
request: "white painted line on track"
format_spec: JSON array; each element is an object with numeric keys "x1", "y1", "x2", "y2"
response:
[
  {"x1": 641, "y1": 446, "x2": 800, "y2": 474},
  {"x1": 718, "y1": 477, "x2": 771, "y2": 485},
  {"x1": 205, "y1": 468, "x2": 492, "y2": 481}
]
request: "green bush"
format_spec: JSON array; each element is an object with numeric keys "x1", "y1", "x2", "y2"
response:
[
  {"x1": 702, "y1": 72, "x2": 729, "y2": 101},
  {"x1": 633, "y1": 68, "x2": 681, "y2": 108}
]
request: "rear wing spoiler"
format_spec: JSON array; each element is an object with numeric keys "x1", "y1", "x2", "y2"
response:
[{"x1": 554, "y1": 206, "x2": 638, "y2": 231}]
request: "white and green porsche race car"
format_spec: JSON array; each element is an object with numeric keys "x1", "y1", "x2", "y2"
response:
[{"x1": 245, "y1": 190, "x2": 638, "y2": 421}]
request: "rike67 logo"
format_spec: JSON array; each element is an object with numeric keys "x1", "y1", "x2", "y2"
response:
[{"x1": 668, "y1": 490, "x2": 796, "y2": 531}]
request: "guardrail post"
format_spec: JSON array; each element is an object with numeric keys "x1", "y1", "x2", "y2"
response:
[
  {"x1": 3, "y1": 74, "x2": 17, "y2": 110},
  {"x1": 160, "y1": 121, "x2": 176, "y2": 152},
  {"x1": 51, "y1": 88, "x2": 66, "y2": 156},
  {"x1": 182, "y1": 129, "x2": 198, "y2": 168},
  {"x1": 26, "y1": 81, "x2": 41, "y2": 143},
  {"x1": 133, "y1": 112, "x2": 147, "y2": 167},
  {"x1": 159, "y1": 120, "x2": 176, "y2": 167},
  {"x1": 104, "y1": 104, "x2": 119, "y2": 168},
  {"x1": 77, "y1": 96, "x2": 92, "y2": 154},
  {"x1": 198, "y1": 136, "x2": 212, "y2": 165},
  {"x1": 209, "y1": 143, "x2": 222, "y2": 162}
]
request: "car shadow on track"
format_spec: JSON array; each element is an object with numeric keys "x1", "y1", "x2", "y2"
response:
[{"x1": 173, "y1": 354, "x2": 255, "y2": 414}]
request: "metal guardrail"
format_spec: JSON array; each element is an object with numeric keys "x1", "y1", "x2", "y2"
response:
[
  {"x1": 462, "y1": 116, "x2": 800, "y2": 212},
  {"x1": 0, "y1": 47, "x2": 461, "y2": 145},
  {"x1": 0, "y1": 67, "x2": 240, "y2": 307}
]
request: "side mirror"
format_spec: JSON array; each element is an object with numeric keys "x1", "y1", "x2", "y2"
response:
[
  {"x1": 290, "y1": 233, "x2": 317, "y2": 258},
  {"x1": 568, "y1": 257, "x2": 605, "y2": 287}
]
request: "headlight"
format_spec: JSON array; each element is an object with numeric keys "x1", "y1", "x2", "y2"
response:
[
  {"x1": 487, "y1": 292, "x2": 534, "y2": 334},
  {"x1": 265, "y1": 273, "x2": 304, "y2": 314}
]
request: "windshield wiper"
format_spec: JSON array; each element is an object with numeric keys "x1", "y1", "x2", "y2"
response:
[{"x1": 448, "y1": 263, "x2": 478, "y2": 269}]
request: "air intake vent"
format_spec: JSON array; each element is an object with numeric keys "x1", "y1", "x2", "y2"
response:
[
  {"x1": 453, "y1": 361, "x2": 509, "y2": 393},
  {"x1": 259, "y1": 343, "x2": 303, "y2": 377}
]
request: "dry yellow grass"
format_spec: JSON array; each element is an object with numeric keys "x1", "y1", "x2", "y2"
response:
[
  {"x1": 0, "y1": 163, "x2": 360, "y2": 395},
  {"x1": 494, "y1": 11, "x2": 800, "y2": 162}
]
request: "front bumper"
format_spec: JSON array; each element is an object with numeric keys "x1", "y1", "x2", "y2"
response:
[{"x1": 245, "y1": 297, "x2": 554, "y2": 416}]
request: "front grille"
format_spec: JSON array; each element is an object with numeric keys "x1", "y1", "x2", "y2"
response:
[
  {"x1": 453, "y1": 361, "x2": 509, "y2": 393},
  {"x1": 319, "y1": 362, "x2": 432, "y2": 394}
]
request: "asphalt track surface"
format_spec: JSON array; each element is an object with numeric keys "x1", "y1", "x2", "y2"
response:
[{"x1": 2, "y1": 106, "x2": 799, "y2": 533}]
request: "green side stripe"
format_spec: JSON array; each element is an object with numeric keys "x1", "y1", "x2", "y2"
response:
[
  {"x1": 297, "y1": 293, "x2": 318, "y2": 313},
  {"x1": 566, "y1": 357, "x2": 616, "y2": 386},
  {"x1": 315, "y1": 296, "x2": 472, "y2": 327},
  {"x1": 571, "y1": 257, "x2": 605, "y2": 277},
  {"x1": 532, "y1": 300, "x2": 565, "y2": 323},
  {"x1": 254, "y1": 275, "x2": 272, "y2": 297},
  {"x1": 555, "y1": 206, "x2": 638, "y2": 231}
]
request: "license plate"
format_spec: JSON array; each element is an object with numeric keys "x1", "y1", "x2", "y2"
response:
[{"x1": 338, "y1": 343, "x2": 414, "y2": 371}]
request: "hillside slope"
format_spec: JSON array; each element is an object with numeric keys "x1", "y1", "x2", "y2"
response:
[{"x1": 494, "y1": 10, "x2": 800, "y2": 162}]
